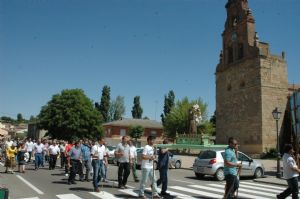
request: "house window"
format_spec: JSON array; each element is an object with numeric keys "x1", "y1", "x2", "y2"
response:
[
  {"x1": 150, "y1": 131, "x2": 157, "y2": 137},
  {"x1": 120, "y1": 129, "x2": 126, "y2": 136}
]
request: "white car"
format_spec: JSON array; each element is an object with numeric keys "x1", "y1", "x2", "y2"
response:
[{"x1": 193, "y1": 150, "x2": 265, "y2": 181}]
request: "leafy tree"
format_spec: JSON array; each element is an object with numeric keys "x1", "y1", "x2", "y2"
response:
[
  {"x1": 96, "y1": 85, "x2": 110, "y2": 122},
  {"x1": 17, "y1": 113, "x2": 24, "y2": 123},
  {"x1": 198, "y1": 121, "x2": 216, "y2": 136},
  {"x1": 161, "y1": 90, "x2": 175, "y2": 124},
  {"x1": 0, "y1": 116, "x2": 16, "y2": 124},
  {"x1": 164, "y1": 97, "x2": 208, "y2": 139},
  {"x1": 131, "y1": 96, "x2": 143, "y2": 119},
  {"x1": 108, "y1": 96, "x2": 125, "y2": 121},
  {"x1": 128, "y1": 125, "x2": 144, "y2": 143},
  {"x1": 29, "y1": 115, "x2": 37, "y2": 122},
  {"x1": 143, "y1": 116, "x2": 150, "y2": 120},
  {"x1": 38, "y1": 89, "x2": 104, "y2": 140}
]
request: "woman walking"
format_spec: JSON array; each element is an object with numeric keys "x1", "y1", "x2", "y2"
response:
[
  {"x1": 5, "y1": 143, "x2": 17, "y2": 174},
  {"x1": 17, "y1": 142, "x2": 27, "y2": 173}
]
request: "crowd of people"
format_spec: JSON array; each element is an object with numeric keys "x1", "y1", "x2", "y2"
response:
[{"x1": 0, "y1": 135, "x2": 171, "y2": 198}]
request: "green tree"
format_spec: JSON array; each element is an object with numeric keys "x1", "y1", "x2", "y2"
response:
[
  {"x1": 96, "y1": 85, "x2": 110, "y2": 122},
  {"x1": 0, "y1": 116, "x2": 16, "y2": 124},
  {"x1": 198, "y1": 121, "x2": 216, "y2": 136},
  {"x1": 17, "y1": 113, "x2": 24, "y2": 123},
  {"x1": 161, "y1": 90, "x2": 175, "y2": 124},
  {"x1": 164, "y1": 97, "x2": 208, "y2": 139},
  {"x1": 38, "y1": 89, "x2": 104, "y2": 140},
  {"x1": 108, "y1": 96, "x2": 125, "y2": 121},
  {"x1": 128, "y1": 125, "x2": 144, "y2": 143},
  {"x1": 131, "y1": 96, "x2": 143, "y2": 119}
]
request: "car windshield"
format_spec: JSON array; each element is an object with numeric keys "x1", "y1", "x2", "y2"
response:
[
  {"x1": 198, "y1": 150, "x2": 216, "y2": 159},
  {"x1": 107, "y1": 146, "x2": 116, "y2": 151}
]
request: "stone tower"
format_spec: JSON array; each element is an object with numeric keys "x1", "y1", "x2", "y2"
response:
[{"x1": 215, "y1": 0, "x2": 288, "y2": 154}]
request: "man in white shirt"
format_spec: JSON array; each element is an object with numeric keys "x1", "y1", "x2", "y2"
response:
[
  {"x1": 138, "y1": 135, "x2": 160, "y2": 199},
  {"x1": 25, "y1": 138, "x2": 34, "y2": 162},
  {"x1": 129, "y1": 140, "x2": 139, "y2": 182},
  {"x1": 277, "y1": 144, "x2": 300, "y2": 199},
  {"x1": 33, "y1": 140, "x2": 44, "y2": 170},
  {"x1": 91, "y1": 138, "x2": 106, "y2": 192},
  {"x1": 48, "y1": 141, "x2": 60, "y2": 170}
]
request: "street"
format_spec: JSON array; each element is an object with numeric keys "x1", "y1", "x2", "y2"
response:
[{"x1": 0, "y1": 161, "x2": 287, "y2": 199}]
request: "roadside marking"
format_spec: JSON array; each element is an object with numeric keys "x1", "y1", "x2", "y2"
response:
[
  {"x1": 171, "y1": 179, "x2": 194, "y2": 184},
  {"x1": 241, "y1": 181, "x2": 286, "y2": 190},
  {"x1": 203, "y1": 184, "x2": 274, "y2": 198},
  {"x1": 56, "y1": 194, "x2": 82, "y2": 199},
  {"x1": 146, "y1": 187, "x2": 197, "y2": 199},
  {"x1": 89, "y1": 191, "x2": 123, "y2": 199},
  {"x1": 19, "y1": 197, "x2": 39, "y2": 199},
  {"x1": 169, "y1": 186, "x2": 221, "y2": 198},
  {"x1": 118, "y1": 189, "x2": 140, "y2": 197},
  {"x1": 16, "y1": 175, "x2": 44, "y2": 195},
  {"x1": 0, "y1": 162, "x2": 4, "y2": 166}
]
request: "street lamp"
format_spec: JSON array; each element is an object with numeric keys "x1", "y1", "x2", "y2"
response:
[{"x1": 272, "y1": 107, "x2": 282, "y2": 178}]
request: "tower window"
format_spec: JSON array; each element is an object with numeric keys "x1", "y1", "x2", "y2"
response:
[
  {"x1": 238, "y1": 43, "x2": 244, "y2": 59},
  {"x1": 228, "y1": 47, "x2": 233, "y2": 64}
]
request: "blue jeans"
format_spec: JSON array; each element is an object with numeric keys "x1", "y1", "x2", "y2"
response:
[
  {"x1": 35, "y1": 153, "x2": 42, "y2": 169},
  {"x1": 92, "y1": 159, "x2": 104, "y2": 189},
  {"x1": 278, "y1": 177, "x2": 299, "y2": 199},
  {"x1": 157, "y1": 168, "x2": 168, "y2": 193},
  {"x1": 139, "y1": 168, "x2": 159, "y2": 196}
]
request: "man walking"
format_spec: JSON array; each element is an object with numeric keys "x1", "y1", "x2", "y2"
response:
[
  {"x1": 115, "y1": 135, "x2": 131, "y2": 189},
  {"x1": 91, "y1": 138, "x2": 106, "y2": 192},
  {"x1": 224, "y1": 137, "x2": 241, "y2": 199},
  {"x1": 157, "y1": 139, "x2": 170, "y2": 196},
  {"x1": 48, "y1": 141, "x2": 60, "y2": 170},
  {"x1": 81, "y1": 139, "x2": 92, "y2": 182},
  {"x1": 277, "y1": 144, "x2": 300, "y2": 199},
  {"x1": 138, "y1": 135, "x2": 160, "y2": 199},
  {"x1": 129, "y1": 140, "x2": 139, "y2": 182},
  {"x1": 25, "y1": 138, "x2": 34, "y2": 162},
  {"x1": 67, "y1": 141, "x2": 82, "y2": 185}
]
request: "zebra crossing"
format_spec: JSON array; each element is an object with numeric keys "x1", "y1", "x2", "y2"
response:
[{"x1": 18, "y1": 181, "x2": 289, "y2": 199}]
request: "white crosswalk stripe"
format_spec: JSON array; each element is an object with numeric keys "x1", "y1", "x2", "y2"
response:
[
  {"x1": 18, "y1": 181, "x2": 293, "y2": 199},
  {"x1": 169, "y1": 185, "x2": 222, "y2": 198},
  {"x1": 56, "y1": 194, "x2": 83, "y2": 199}
]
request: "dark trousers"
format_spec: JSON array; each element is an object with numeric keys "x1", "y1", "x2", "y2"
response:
[
  {"x1": 28, "y1": 151, "x2": 32, "y2": 162},
  {"x1": 118, "y1": 162, "x2": 130, "y2": 186},
  {"x1": 224, "y1": 174, "x2": 239, "y2": 199},
  {"x1": 60, "y1": 154, "x2": 65, "y2": 168},
  {"x1": 68, "y1": 160, "x2": 81, "y2": 183},
  {"x1": 278, "y1": 177, "x2": 299, "y2": 199},
  {"x1": 157, "y1": 168, "x2": 168, "y2": 193},
  {"x1": 83, "y1": 159, "x2": 91, "y2": 180},
  {"x1": 49, "y1": 154, "x2": 57, "y2": 169}
]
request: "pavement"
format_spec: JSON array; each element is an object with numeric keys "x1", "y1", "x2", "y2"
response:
[{"x1": 177, "y1": 155, "x2": 295, "y2": 187}]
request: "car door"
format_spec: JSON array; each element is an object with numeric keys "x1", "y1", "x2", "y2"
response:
[{"x1": 238, "y1": 152, "x2": 253, "y2": 176}]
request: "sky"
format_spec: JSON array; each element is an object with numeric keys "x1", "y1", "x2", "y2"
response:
[{"x1": 0, "y1": 0, "x2": 299, "y2": 121}]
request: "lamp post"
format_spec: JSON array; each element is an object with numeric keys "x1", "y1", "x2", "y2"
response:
[{"x1": 272, "y1": 107, "x2": 282, "y2": 178}]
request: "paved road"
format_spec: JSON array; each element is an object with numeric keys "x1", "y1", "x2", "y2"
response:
[{"x1": 0, "y1": 161, "x2": 288, "y2": 199}]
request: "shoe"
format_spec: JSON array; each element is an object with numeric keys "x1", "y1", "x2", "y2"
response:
[
  {"x1": 71, "y1": 181, "x2": 77, "y2": 184},
  {"x1": 94, "y1": 188, "x2": 100, "y2": 192},
  {"x1": 134, "y1": 179, "x2": 140, "y2": 182},
  {"x1": 123, "y1": 185, "x2": 127, "y2": 189},
  {"x1": 86, "y1": 179, "x2": 90, "y2": 182},
  {"x1": 67, "y1": 181, "x2": 72, "y2": 185},
  {"x1": 118, "y1": 185, "x2": 122, "y2": 189},
  {"x1": 153, "y1": 195, "x2": 161, "y2": 199},
  {"x1": 160, "y1": 192, "x2": 170, "y2": 196},
  {"x1": 276, "y1": 194, "x2": 281, "y2": 199}
]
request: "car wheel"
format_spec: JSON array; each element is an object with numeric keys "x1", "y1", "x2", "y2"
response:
[
  {"x1": 174, "y1": 161, "x2": 181, "y2": 169},
  {"x1": 195, "y1": 173, "x2": 204, "y2": 179},
  {"x1": 254, "y1": 167, "x2": 263, "y2": 178},
  {"x1": 215, "y1": 168, "x2": 225, "y2": 181}
]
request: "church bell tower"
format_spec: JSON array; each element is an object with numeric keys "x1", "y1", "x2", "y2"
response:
[{"x1": 215, "y1": 0, "x2": 288, "y2": 154}]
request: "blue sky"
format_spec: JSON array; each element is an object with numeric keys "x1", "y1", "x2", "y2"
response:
[{"x1": 0, "y1": 0, "x2": 299, "y2": 121}]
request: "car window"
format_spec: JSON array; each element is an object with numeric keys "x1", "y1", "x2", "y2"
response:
[
  {"x1": 238, "y1": 152, "x2": 250, "y2": 162},
  {"x1": 198, "y1": 150, "x2": 216, "y2": 159}
]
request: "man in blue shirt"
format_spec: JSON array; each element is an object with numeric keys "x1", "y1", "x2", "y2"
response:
[
  {"x1": 157, "y1": 139, "x2": 171, "y2": 196},
  {"x1": 81, "y1": 139, "x2": 91, "y2": 182},
  {"x1": 224, "y1": 137, "x2": 241, "y2": 199}
]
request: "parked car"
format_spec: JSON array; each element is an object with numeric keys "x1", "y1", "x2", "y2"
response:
[
  {"x1": 136, "y1": 148, "x2": 182, "y2": 170},
  {"x1": 107, "y1": 146, "x2": 116, "y2": 164},
  {"x1": 193, "y1": 150, "x2": 265, "y2": 181}
]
